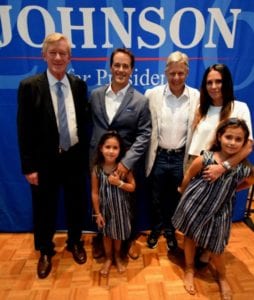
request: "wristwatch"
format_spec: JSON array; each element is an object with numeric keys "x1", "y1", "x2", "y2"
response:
[{"x1": 221, "y1": 160, "x2": 232, "y2": 170}]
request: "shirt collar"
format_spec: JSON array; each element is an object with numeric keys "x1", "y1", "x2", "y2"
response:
[
  {"x1": 47, "y1": 69, "x2": 68, "y2": 88},
  {"x1": 164, "y1": 83, "x2": 189, "y2": 99},
  {"x1": 106, "y1": 83, "x2": 130, "y2": 97}
]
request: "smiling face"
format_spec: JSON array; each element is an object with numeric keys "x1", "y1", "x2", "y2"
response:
[
  {"x1": 100, "y1": 137, "x2": 121, "y2": 164},
  {"x1": 206, "y1": 69, "x2": 223, "y2": 106},
  {"x1": 218, "y1": 126, "x2": 245, "y2": 157},
  {"x1": 43, "y1": 38, "x2": 71, "y2": 80},
  {"x1": 110, "y1": 51, "x2": 133, "y2": 92},
  {"x1": 165, "y1": 61, "x2": 189, "y2": 97}
]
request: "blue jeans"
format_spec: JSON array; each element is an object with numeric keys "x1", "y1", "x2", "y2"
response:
[{"x1": 149, "y1": 148, "x2": 184, "y2": 235}]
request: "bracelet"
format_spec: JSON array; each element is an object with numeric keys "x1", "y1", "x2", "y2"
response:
[
  {"x1": 118, "y1": 180, "x2": 124, "y2": 188},
  {"x1": 221, "y1": 160, "x2": 232, "y2": 170},
  {"x1": 92, "y1": 213, "x2": 101, "y2": 217}
]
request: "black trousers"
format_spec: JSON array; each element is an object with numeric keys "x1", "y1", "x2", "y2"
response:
[{"x1": 31, "y1": 144, "x2": 87, "y2": 255}]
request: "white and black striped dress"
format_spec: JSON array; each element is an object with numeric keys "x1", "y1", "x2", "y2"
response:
[
  {"x1": 96, "y1": 166, "x2": 132, "y2": 240},
  {"x1": 172, "y1": 151, "x2": 251, "y2": 254}
]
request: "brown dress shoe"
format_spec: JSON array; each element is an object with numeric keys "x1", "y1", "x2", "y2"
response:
[
  {"x1": 128, "y1": 241, "x2": 140, "y2": 260},
  {"x1": 37, "y1": 255, "x2": 52, "y2": 279},
  {"x1": 67, "y1": 244, "x2": 87, "y2": 264}
]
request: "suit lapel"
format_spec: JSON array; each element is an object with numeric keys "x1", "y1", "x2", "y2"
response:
[
  {"x1": 98, "y1": 85, "x2": 110, "y2": 124},
  {"x1": 37, "y1": 73, "x2": 56, "y2": 124}
]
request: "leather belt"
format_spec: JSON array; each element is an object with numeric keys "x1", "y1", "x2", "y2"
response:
[{"x1": 158, "y1": 146, "x2": 185, "y2": 154}]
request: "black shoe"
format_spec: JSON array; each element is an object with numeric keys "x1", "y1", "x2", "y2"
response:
[
  {"x1": 165, "y1": 234, "x2": 178, "y2": 252},
  {"x1": 147, "y1": 231, "x2": 160, "y2": 249},
  {"x1": 37, "y1": 254, "x2": 52, "y2": 279},
  {"x1": 67, "y1": 244, "x2": 87, "y2": 264}
]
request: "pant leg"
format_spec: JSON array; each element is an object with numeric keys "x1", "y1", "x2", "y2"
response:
[
  {"x1": 149, "y1": 151, "x2": 170, "y2": 233},
  {"x1": 162, "y1": 151, "x2": 184, "y2": 234},
  {"x1": 61, "y1": 145, "x2": 87, "y2": 247},
  {"x1": 149, "y1": 150, "x2": 184, "y2": 234},
  {"x1": 31, "y1": 170, "x2": 58, "y2": 255}
]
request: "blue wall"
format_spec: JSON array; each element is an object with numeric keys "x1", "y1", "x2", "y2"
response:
[{"x1": 0, "y1": 0, "x2": 253, "y2": 231}]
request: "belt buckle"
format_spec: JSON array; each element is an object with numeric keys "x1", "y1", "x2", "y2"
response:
[
  {"x1": 163, "y1": 147, "x2": 183, "y2": 154},
  {"x1": 173, "y1": 148, "x2": 183, "y2": 154}
]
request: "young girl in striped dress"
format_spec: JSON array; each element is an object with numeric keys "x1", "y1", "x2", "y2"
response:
[
  {"x1": 91, "y1": 131, "x2": 136, "y2": 276},
  {"x1": 172, "y1": 118, "x2": 254, "y2": 300}
]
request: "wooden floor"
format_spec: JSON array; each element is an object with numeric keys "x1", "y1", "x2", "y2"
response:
[{"x1": 1, "y1": 216, "x2": 254, "y2": 300}]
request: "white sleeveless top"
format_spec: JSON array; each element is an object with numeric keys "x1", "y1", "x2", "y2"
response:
[{"x1": 189, "y1": 101, "x2": 253, "y2": 156}]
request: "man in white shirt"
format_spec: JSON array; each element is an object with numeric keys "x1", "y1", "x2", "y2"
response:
[{"x1": 145, "y1": 51, "x2": 200, "y2": 251}]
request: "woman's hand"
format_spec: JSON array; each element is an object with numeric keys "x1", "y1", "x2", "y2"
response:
[{"x1": 203, "y1": 164, "x2": 225, "y2": 182}]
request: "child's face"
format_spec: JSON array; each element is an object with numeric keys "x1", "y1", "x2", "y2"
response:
[
  {"x1": 100, "y1": 137, "x2": 120, "y2": 163},
  {"x1": 218, "y1": 126, "x2": 245, "y2": 155}
]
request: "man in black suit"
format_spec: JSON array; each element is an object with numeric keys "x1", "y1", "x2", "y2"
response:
[{"x1": 17, "y1": 33, "x2": 89, "y2": 279}]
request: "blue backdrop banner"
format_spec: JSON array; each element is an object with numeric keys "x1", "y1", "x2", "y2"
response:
[{"x1": 0, "y1": 0, "x2": 253, "y2": 231}]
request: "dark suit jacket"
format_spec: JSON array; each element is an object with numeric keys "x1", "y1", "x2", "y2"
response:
[
  {"x1": 90, "y1": 85, "x2": 151, "y2": 170},
  {"x1": 17, "y1": 72, "x2": 89, "y2": 174}
]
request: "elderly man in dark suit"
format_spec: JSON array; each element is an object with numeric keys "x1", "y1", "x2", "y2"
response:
[
  {"x1": 17, "y1": 33, "x2": 90, "y2": 279},
  {"x1": 90, "y1": 48, "x2": 151, "y2": 260}
]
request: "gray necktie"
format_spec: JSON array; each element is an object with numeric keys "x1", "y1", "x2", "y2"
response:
[{"x1": 56, "y1": 81, "x2": 71, "y2": 151}]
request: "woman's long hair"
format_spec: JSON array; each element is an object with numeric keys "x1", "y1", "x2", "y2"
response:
[{"x1": 194, "y1": 64, "x2": 235, "y2": 129}]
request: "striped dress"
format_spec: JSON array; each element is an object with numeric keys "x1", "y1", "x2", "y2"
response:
[
  {"x1": 96, "y1": 166, "x2": 132, "y2": 240},
  {"x1": 172, "y1": 151, "x2": 251, "y2": 254}
]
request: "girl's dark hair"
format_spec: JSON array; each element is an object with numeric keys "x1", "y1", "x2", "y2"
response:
[
  {"x1": 110, "y1": 48, "x2": 135, "y2": 69},
  {"x1": 210, "y1": 118, "x2": 250, "y2": 151},
  {"x1": 194, "y1": 64, "x2": 235, "y2": 128},
  {"x1": 93, "y1": 131, "x2": 126, "y2": 167}
]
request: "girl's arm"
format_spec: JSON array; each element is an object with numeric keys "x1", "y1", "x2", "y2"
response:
[
  {"x1": 91, "y1": 169, "x2": 105, "y2": 228},
  {"x1": 237, "y1": 177, "x2": 254, "y2": 191},
  {"x1": 225, "y1": 140, "x2": 253, "y2": 167},
  {"x1": 204, "y1": 140, "x2": 253, "y2": 181},
  {"x1": 108, "y1": 171, "x2": 136, "y2": 192},
  {"x1": 178, "y1": 156, "x2": 203, "y2": 194},
  {"x1": 237, "y1": 166, "x2": 254, "y2": 191},
  {"x1": 122, "y1": 170, "x2": 136, "y2": 192}
]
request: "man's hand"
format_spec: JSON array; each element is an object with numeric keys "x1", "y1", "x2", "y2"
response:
[
  {"x1": 116, "y1": 162, "x2": 129, "y2": 179},
  {"x1": 203, "y1": 164, "x2": 225, "y2": 182},
  {"x1": 25, "y1": 172, "x2": 39, "y2": 185}
]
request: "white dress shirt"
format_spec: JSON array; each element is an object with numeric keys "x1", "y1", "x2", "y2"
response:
[
  {"x1": 159, "y1": 85, "x2": 190, "y2": 149},
  {"x1": 105, "y1": 84, "x2": 129, "y2": 124},
  {"x1": 47, "y1": 70, "x2": 78, "y2": 146}
]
